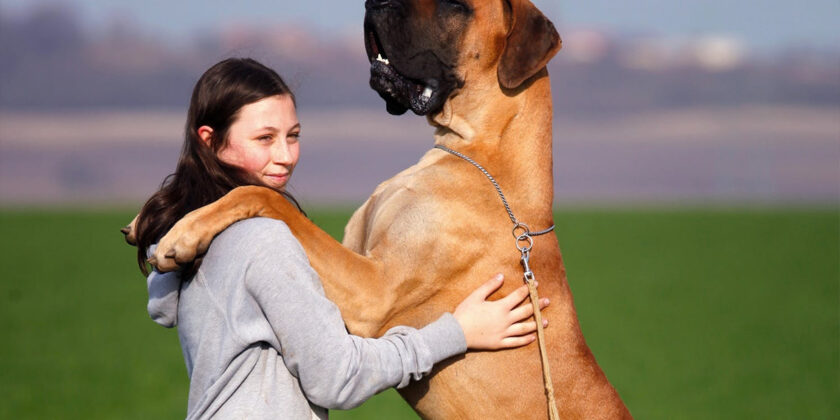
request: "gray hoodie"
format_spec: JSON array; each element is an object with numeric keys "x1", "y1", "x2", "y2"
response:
[{"x1": 147, "y1": 218, "x2": 466, "y2": 419}]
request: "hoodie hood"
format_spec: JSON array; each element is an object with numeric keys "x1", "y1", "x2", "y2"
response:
[{"x1": 146, "y1": 244, "x2": 181, "y2": 328}]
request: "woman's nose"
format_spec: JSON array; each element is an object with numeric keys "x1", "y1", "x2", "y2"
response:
[{"x1": 271, "y1": 141, "x2": 292, "y2": 164}]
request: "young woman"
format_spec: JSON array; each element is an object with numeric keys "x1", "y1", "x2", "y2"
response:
[{"x1": 133, "y1": 58, "x2": 548, "y2": 419}]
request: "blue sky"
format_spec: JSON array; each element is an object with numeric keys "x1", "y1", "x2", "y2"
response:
[{"x1": 2, "y1": 0, "x2": 839, "y2": 50}]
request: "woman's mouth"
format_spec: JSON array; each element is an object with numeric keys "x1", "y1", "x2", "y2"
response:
[{"x1": 264, "y1": 173, "x2": 290, "y2": 187}]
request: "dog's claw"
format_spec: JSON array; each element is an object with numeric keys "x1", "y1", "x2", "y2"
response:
[
  {"x1": 122, "y1": 215, "x2": 140, "y2": 246},
  {"x1": 121, "y1": 226, "x2": 137, "y2": 245}
]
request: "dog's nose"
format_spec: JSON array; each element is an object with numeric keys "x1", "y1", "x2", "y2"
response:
[{"x1": 366, "y1": 0, "x2": 396, "y2": 10}]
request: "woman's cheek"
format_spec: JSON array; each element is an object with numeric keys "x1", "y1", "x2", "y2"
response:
[
  {"x1": 239, "y1": 149, "x2": 269, "y2": 173},
  {"x1": 217, "y1": 147, "x2": 242, "y2": 168}
]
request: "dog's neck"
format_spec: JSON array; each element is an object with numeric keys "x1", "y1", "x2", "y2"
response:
[{"x1": 428, "y1": 69, "x2": 555, "y2": 224}]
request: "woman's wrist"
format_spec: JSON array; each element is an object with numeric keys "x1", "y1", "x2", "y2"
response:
[{"x1": 417, "y1": 312, "x2": 468, "y2": 359}]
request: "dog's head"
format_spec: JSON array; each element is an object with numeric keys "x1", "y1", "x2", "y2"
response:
[{"x1": 364, "y1": 0, "x2": 561, "y2": 116}]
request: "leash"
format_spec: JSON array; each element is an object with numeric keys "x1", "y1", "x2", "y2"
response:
[{"x1": 435, "y1": 145, "x2": 561, "y2": 420}]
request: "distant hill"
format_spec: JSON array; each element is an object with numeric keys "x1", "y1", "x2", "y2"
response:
[{"x1": 1, "y1": 5, "x2": 838, "y2": 114}]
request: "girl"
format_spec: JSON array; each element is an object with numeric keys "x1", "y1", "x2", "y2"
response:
[{"x1": 133, "y1": 58, "x2": 548, "y2": 419}]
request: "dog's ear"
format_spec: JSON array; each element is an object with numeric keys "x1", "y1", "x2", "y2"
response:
[{"x1": 498, "y1": 0, "x2": 562, "y2": 90}]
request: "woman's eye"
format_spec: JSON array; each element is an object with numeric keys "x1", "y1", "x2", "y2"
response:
[
  {"x1": 289, "y1": 132, "x2": 301, "y2": 141},
  {"x1": 258, "y1": 135, "x2": 273, "y2": 142}
]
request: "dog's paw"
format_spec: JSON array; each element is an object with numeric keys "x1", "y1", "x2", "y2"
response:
[
  {"x1": 121, "y1": 214, "x2": 139, "y2": 246},
  {"x1": 150, "y1": 210, "x2": 213, "y2": 272}
]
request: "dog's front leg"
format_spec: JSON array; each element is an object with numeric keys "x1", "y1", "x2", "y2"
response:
[
  {"x1": 149, "y1": 186, "x2": 279, "y2": 271},
  {"x1": 150, "y1": 185, "x2": 397, "y2": 336}
]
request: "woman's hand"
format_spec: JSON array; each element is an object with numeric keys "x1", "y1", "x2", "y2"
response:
[{"x1": 453, "y1": 274, "x2": 549, "y2": 350}]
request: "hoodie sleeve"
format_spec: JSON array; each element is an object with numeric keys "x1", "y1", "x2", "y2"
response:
[
  {"x1": 145, "y1": 244, "x2": 182, "y2": 328},
  {"x1": 239, "y1": 218, "x2": 467, "y2": 410}
]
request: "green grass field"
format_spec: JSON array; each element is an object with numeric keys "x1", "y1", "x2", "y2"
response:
[{"x1": 0, "y1": 208, "x2": 837, "y2": 419}]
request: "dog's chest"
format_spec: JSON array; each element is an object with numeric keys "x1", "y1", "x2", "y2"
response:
[
  {"x1": 341, "y1": 157, "x2": 449, "y2": 254},
  {"x1": 342, "y1": 170, "x2": 494, "y2": 257}
]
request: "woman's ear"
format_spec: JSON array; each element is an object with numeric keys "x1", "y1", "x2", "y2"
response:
[{"x1": 197, "y1": 126, "x2": 214, "y2": 148}]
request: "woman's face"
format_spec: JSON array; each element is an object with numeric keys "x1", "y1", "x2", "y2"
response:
[{"x1": 210, "y1": 94, "x2": 300, "y2": 190}]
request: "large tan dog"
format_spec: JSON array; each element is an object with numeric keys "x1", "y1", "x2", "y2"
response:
[{"x1": 140, "y1": 0, "x2": 632, "y2": 418}]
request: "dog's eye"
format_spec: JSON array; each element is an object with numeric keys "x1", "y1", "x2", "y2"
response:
[{"x1": 440, "y1": 0, "x2": 469, "y2": 12}]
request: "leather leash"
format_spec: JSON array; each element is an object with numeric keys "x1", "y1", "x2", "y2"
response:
[{"x1": 434, "y1": 145, "x2": 560, "y2": 420}]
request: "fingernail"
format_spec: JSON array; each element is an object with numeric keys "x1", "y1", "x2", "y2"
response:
[
  {"x1": 544, "y1": 298, "x2": 550, "y2": 305},
  {"x1": 543, "y1": 319, "x2": 549, "y2": 326},
  {"x1": 496, "y1": 273, "x2": 504, "y2": 282}
]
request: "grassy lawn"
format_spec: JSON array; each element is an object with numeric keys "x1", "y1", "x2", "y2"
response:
[{"x1": 0, "y1": 208, "x2": 836, "y2": 419}]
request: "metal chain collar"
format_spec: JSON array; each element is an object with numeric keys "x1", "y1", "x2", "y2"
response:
[{"x1": 434, "y1": 144, "x2": 555, "y2": 281}]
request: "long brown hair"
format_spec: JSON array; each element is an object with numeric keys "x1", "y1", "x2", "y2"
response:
[{"x1": 135, "y1": 58, "x2": 303, "y2": 275}]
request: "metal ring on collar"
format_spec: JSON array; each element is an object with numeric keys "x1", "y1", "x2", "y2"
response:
[
  {"x1": 516, "y1": 234, "x2": 534, "y2": 252},
  {"x1": 512, "y1": 222, "x2": 530, "y2": 239}
]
